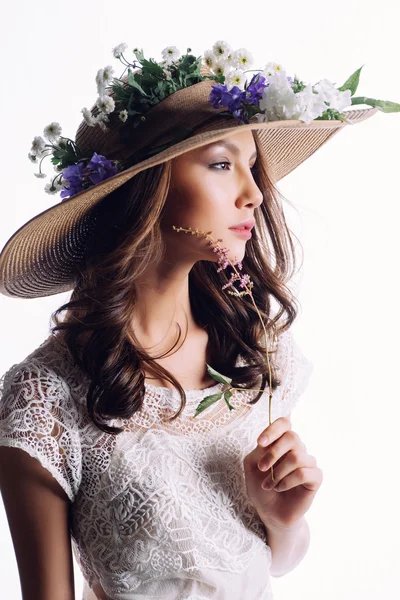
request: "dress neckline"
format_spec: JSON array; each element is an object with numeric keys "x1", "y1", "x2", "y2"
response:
[{"x1": 143, "y1": 380, "x2": 224, "y2": 398}]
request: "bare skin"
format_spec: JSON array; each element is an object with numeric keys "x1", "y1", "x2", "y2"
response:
[
  {"x1": 0, "y1": 446, "x2": 76, "y2": 600},
  {"x1": 131, "y1": 128, "x2": 263, "y2": 390}
]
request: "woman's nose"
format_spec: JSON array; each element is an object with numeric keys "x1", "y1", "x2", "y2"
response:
[{"x1": 238, "y1": 169, "x2": 263, "y2": 208}]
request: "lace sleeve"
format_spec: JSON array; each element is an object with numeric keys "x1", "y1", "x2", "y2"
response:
[
  {"x1": 0, "y1": 359, "x2": 82, "y2": 502},
  {"x1": 273, "y1": 327, "x2": 314, "y2": 419}
]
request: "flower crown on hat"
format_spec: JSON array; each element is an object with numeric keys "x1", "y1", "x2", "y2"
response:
[{"x1": 28, "y1": 41, "x2": 400, "y2": 200}]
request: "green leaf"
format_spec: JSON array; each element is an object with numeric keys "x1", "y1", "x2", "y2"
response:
[
  {"x1": 194, "y1": 392, "x2": 223, "y2": 417},
  {"x1": 292, "y1": 76, "x2": 307, "y2": 94},
  {"x1": 223, "y1": 390, "x2": 235, "y2": 411},
  {"x1": 213, "y1": 73, "x2": 225, "y2": 85},
  {"x1": 127, "y1": 69, "x2": 148, "y2": 96},
  {"x1": 337, "y1": 65, "x2": 364, "y2": 96},
  {"x1": 350, "y1": 96, "x2": 400, "y2": 112},
  {"x1": 206, "y1": 364, "x2": 232, "y2": 385},
  {"x1": 315, "y1": 108, "x2": 343, "y2": 121},
  {"x1": 140, "y1": 57, "x2": 165, "y2": 78}
]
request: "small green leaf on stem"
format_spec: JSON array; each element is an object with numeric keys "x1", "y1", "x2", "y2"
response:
[
  {"x1": 194, "y1": 392, "x2": 223, "y2": 417},
  {"x1": 206, "y1": 364, "x2": 232, "y2": 385},
  {"x1": 350, "y1": 96, "x2": 400, "y2": 112},
  {"x1": 338, "y1": 65, "x2": 364, "y2": 96},
  {"x1": 223, "y1": 389, "x2": 235, "y2": 411}
]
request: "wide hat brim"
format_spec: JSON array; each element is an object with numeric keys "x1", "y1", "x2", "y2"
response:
[{"x1": 0, "y1": 81, "x2": 379, "y2": 299}]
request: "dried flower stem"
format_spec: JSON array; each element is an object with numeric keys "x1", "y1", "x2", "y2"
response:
[{"x1": 173, "y1": 224, "x2": 277, "y2": 482}]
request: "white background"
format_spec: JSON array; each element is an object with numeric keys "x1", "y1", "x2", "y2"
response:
[{"x1": 1, "y1": 1, "x2": 399, "y2": 598}]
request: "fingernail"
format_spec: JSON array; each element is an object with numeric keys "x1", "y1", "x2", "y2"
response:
[{"x1": 262, "y1": 480, "x2": 272, "y2": 490}]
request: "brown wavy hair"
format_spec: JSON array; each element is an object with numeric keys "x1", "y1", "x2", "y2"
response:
[{"x1": 50, "y1": 131, "x2": 302, "y2": 434}]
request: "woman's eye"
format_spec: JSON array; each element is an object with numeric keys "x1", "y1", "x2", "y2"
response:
[
  {"x1": 210, "y1": 161, "x2": 231, "y2": 170},
  {"x1": 210, "y1": 162, "x2": 258, "y2": 175}
]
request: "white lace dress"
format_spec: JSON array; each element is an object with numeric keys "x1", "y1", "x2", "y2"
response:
[{"x1": 0, "y1": 328, "x2": 313, "y2": 600}]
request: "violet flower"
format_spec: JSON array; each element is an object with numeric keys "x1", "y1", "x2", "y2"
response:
[
  {"x1": 209, "y1": 84, "x2": 246, "y2": 111},
  {"x1": 60, "y1": 153, "x2": 118, "y2": 199},
  {"x1": 209, "y1": 75, "x2": 268, "y2": 124},
  {"x1": 87, "y1": 152, "x2": 119, "y2": 185},
  {"x1": 246, "y1": 73, "x2": 268, "y2": 105},
  {"x1": 60, "y1": 162, "x2": 85, "y2": 198}
]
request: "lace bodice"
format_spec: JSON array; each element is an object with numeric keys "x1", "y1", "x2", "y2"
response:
[{"x1": 0, "y1": 328, "x2": 313, "y2": 600}]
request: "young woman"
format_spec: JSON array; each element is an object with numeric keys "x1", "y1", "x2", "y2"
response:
[{"x1": 0, "y1": 41, "x2": 390, "y2": 599}]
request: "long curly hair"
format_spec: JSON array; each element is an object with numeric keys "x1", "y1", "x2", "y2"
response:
[{"x1": 50, "y1": 130, "x2": 302, "y2": 434}]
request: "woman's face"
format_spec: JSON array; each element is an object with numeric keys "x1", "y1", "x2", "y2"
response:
[{"x1": 160, "y1": 129, "x2": 264, "y2": 264}]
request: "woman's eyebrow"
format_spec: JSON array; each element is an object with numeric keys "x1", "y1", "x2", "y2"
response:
[{"x1": 207, "y1": 140, "x2": 257, "y2": 161}]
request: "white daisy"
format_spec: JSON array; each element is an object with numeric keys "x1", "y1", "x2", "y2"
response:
[
  {"x1": 112, "y1": 42, "x2": 128, "y2": 58},
  {"x1": 161, "y1": 46, "x2": 181, "y2": 65},
  {"x1": 44, "y1": 182, "x2": 58, "y2": 194},
  {"x1": 43, "y1": 121, "x2": 62, "y2": 142},
  {"x1": 102, "y1": 65, "x2": 114, "y2": 84},
  {"x1": 95, "y1": 112, "x2": 109, "y2": 131},
  {"x1": 28, "y1": 153, "x2": 37, "y2": 163},
  {"x1": 96, "y1": 95, "x2": 115, "y2": 114},
  {"x1": 233, "y1": 48, "x2": 253, "y2": 69},
  {"x1": 225, "y1": 69, "x2": 246, "y2": 89},
  {"x1": 119, "y1": 109, "x2": 128, "y2": 122},
  {"x1": 30, "y1": 136, "x2": 46, "y2": 156},
  {"x1": 212, "y1": 40, "x2": 232, "y2": 59},
  {"x1": 81, "y1": 107, "x2": 97, "y2": 127},
  {"x1": 224, "y1": 52, "x2": 235, "y2": 67},
  {"x1": 263, "y1": 61, "x2": 286, "y2": 78},
  {"x1": 203, "y1": 49, "x2": 216, "y2": 71},
  {"x1": 34, "y1": 172, "x2": 46, "y2": 179},
  {"x1": 213, "y1": 59, "x2": 230, "y2": 77},
  {"x1": 95, "y1": 68, "x2": 106, "y2": 95}
]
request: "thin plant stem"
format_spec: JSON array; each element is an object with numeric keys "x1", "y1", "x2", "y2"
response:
[{"x1": 172, "y1": 225, "x2": 277, "y2": 482}]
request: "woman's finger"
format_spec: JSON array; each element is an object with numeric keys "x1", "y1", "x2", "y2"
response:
[
  {"x1": 258, "y1": 430, "x2": 305, "y2": 472},
  {"x1": 276, "y1": 466, "x2": 323, "y2": 492},
  {"x1": 261, "y1": 449, "x2": 317, "y2": 489}
]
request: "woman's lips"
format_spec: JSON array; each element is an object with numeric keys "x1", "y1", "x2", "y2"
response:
[{"x1": 229, "y1": 227, "x2": 252, "y2": 239}]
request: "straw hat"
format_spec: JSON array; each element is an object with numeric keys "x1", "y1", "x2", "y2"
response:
[{"x1": 0, "y1": 49, "x2": 383, "y2": 299}]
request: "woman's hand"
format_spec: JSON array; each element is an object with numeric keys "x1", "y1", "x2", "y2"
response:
[{"x1": 243, "y1": 416, "x2": 323, "y2": 530}]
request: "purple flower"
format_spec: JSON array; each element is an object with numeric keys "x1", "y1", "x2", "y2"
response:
[
  {"x1": 60, "y1": 153, "x2": 118, "y2": 199},
  {"x1": 87, "y1": 152, "x2": 118, "y2": 185},
  {"x1": 227, "y1": 86, "x2": 246, "y2": 110},
  {"x1": 210, "y1": 83, "x2": 248, "y2": 123},
  {"x1": 246, "y1": 73, "x2": 268, "y2": 105},
  {"x1": 209, "y1": 83, "x2": 229, "y2": 108},
  {"x1": 60, "y1": 162, "x2": 85, "y2": 198},
  {"x1": 210, "y1": 84, "x2": 246, "y2": 110}
]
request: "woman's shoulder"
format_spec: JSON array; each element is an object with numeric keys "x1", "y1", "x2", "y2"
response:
[
  {"x1": 1, "y1": 333, "x2": 87, "y2": 394},
  {"x1": 0, "y1": 334, "x2": 86, "y2": 502},
  {"x1": 0, "y1": 333, "x2": 91, "y2": 430}
]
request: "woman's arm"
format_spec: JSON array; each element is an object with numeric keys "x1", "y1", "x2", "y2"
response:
[{"x1": 0, "y1": 446, "x2": 75, "y2": 600}]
